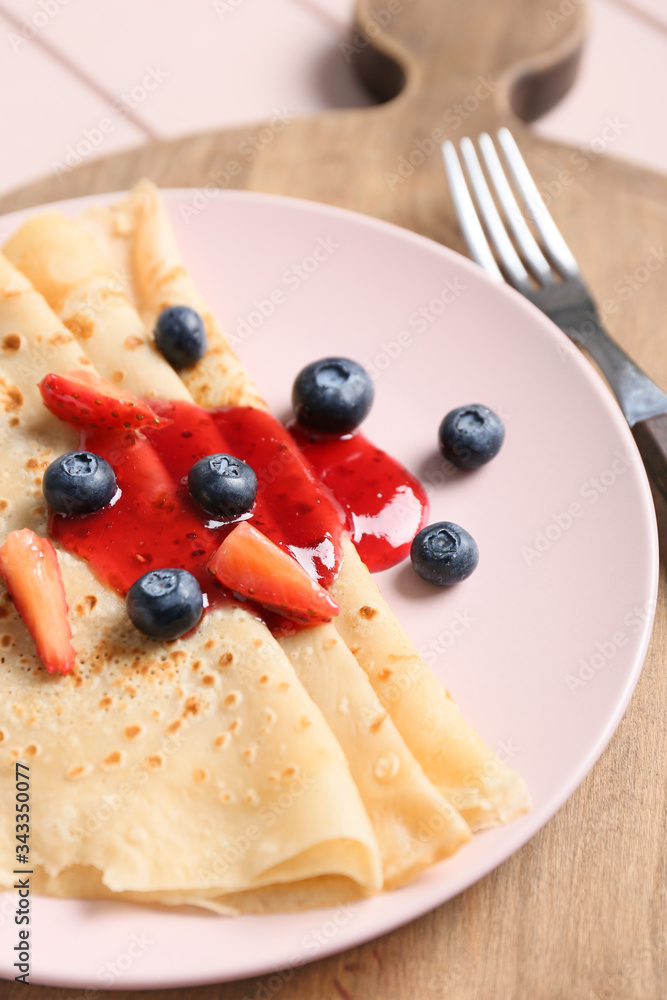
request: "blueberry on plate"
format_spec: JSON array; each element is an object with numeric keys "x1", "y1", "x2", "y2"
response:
[
  {"x1": 154, "y1": 305, "x2": 207, "y2": 370},
  {"x1": 293, "y1": 357, "x2": 374, "y2": 433},
  {"x1": 439, "y1": 404, "x2": 505, "y2": 470},
  {"x1": 43, "y1": 451, "x2": 117, "y2": 515},
  {"x1": 126, "y1": 568, "x2": 203, "y2": 640},
  {"x1": 188, "y1": 453, "x2": 257, "y2": 519},
  {"x1": 410, "y1": 521, "x2": 479, "y2": 586}
]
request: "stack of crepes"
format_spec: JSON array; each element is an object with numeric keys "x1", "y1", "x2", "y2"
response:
[{"x1": 0, "y1": 182, "x2": 529, "y2": 913}]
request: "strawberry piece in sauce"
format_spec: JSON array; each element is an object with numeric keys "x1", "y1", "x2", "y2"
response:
[
  {"x1": 0, "y1": 529, "x2": 75, "y2": 675},
  {"x1": 208, "y1": 521, "x2": 340, "y2": 625},
  {"x1": 39, "y1": 370, "x2": 167, "y2": 432}
]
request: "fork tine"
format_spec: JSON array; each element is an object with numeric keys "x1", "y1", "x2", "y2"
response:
[
  {"x1": 496, "y1": 127, "x2": 580, "y2": 278},
  {"x1": 458, "y1": 137, "x2": 530, "y2": 290},
  {"x1": 442, "y1": 140, "x2": 503, "y2": 282},
  {"x1": 478, "y1": 133, "x2": 554, "y2": 285}
]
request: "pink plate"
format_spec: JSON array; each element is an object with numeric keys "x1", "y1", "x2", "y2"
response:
[{"x1": 0, "y1": 190, "x2": 658, "y2": 989}]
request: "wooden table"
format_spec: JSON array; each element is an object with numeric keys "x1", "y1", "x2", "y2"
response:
[{"x1": 3, "y1": 1, "x2": 667, "y2": 996}]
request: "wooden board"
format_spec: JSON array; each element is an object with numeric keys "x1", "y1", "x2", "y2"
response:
[{"x1": 4, "y1": 1, "x2": 667, "y2": 997}]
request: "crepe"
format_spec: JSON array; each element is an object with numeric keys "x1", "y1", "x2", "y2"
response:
[
  {"x1": 0, "y1": 185, "x2": 529, "y2": 912},
  {"x1": 0, "y1": 253, "x2": 384, "y2": 908},
  {"x1": 0, "y1": 238, "x2": 468, "y2": 911},
  {"x1": 2, "y1": 212, "x2": 474, "y2": 890},
  {"x1": 76, "y1": 181, "x2": 530, "y2": 828}
]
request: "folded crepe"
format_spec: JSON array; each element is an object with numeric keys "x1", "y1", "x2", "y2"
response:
[
  {"x1": 78, "y1": 181, "x2": 529, "y2": 828},
  {"x1": 0, "y1": 185, "x2": 529, "y2": 913},
  {"x1": 0, "y1": 255, "x2": 391, "y2": 911}
]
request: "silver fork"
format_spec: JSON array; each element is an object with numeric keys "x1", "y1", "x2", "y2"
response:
[{"x1": 442, "y1": 127, "x2": 667, "y2": 501}]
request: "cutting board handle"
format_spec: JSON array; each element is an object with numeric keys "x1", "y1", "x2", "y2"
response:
[
  {"x1": 0, "y1": 0, "x2": 586, "y2": 217},
  {"x1": 353, "y1": 0, "x2": 585, "y2": 122}
]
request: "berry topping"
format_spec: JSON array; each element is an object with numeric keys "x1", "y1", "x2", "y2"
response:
[
  {"x1": 126, "y1": 568, "x2": 203, "y2": 640},
  {"x1": 208, "y1": 521, "x2": 340, "y2": 624},
  {"x1": 39, "y1": 369, "x2": 166, "y2": 431},
  {"x1": 292, "y1": 357, "x2": 374, "y2": 433},
  {"x1": 188, "y1": 453, "x2": 257, "y2": 520},
  {"x1": 154, "y1": 306, "x2": 207, "y2": 370},
  {"x1": 0, "y1": 528, "x2": 75, "y2": 674},
  {"x1": 438, "y1": 404, "x2": 505, "y2": 470},
  {"x1": 43, "y1": 450, "x2": 117, "y2": 515},
  {"x1": 410, "y1": 521, "x2": 479, "y2": 586}
]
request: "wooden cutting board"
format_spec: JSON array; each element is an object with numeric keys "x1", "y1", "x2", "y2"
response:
[{"x1": 4, "y1": 2, "x2": 667, "y2": 998}]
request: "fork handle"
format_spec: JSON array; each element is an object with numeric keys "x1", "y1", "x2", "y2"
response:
[
  {"x1": 632, "y1": 414, "x2": 667, "y2": 501},
  {"x1": 565, "y1": 312, "x2": 667, "y2": 428},
  {"x1": 565, "y1": 313, "x2": 667, "y2": 501}
]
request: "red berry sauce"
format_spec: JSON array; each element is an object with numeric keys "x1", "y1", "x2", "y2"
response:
[
  {"x1": 49, "y1": 405, "x2": 345, "y2": 626},
  {"x1": 289, "y1": 422, "x2": 428, "y2": 572},
  {"x1": 49, "y1": 404, "x2": 428, "y2": 629}
]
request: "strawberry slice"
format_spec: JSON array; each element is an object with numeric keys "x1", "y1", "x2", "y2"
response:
[
  {"x1": 0, "y1": 529, "x2": 75, "y2": 674},
  {"x1": 208, "y1": 521, "x2": 340, "y2": 625},
  {"x1": 39, "y1": 369, "x2": 167, "y2": 431}
]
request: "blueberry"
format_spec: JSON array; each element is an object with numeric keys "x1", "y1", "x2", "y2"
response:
[
  {"x1": 438, "y1": 404, "x2": 504, "y2": 470},
  {"x1": 154, "y1": 306, "x2": 207, "y2": 369},
  {"x1": 126, "y1": 568, "x2": 203, "y2": 640},
  {"x1": 188, "y1": 453, "x2": 257, "y2": 519},
  {"x1": 410, "y1": 521, "x2": 479, "y2": 586},
  {"x1": 43, "y1": 451, "x2": 117, "y2": 515},
  {"x1": 293, "y1": 357, "x2": 374, "y2": 433}
]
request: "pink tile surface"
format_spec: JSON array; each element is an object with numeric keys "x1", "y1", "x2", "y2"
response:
[
  {"x1": 610, "y1": 0, "x2": 667, "y2": 31},
  {"x1": 299, "y1": 0, "x2": 356, "y2": 25},
  {"x1": 0, "y1": 9, "x2": 143, "y2": 197},
  {"x1": 1, "y1": 0, "x2": 667, "y2": 198},
  {"x1": 534, "y1": 0, "x2": 667, "y2": 175},
  {"x1": 1, "y1": 0, "x2": 372, "y2": 142}
]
